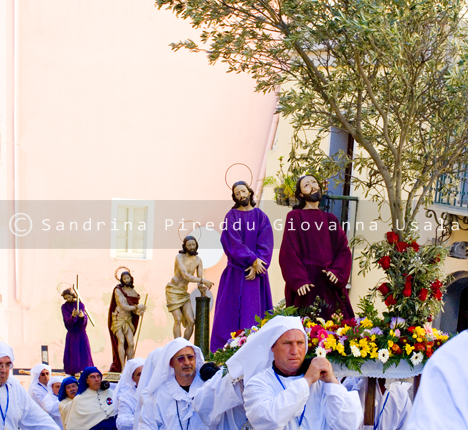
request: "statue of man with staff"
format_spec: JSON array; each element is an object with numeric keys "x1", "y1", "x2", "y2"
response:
[
  {"x1": 108, "y1": 267, "x2": 147, "y2": 372},
  {"x1": 61, "y1": 287, "x2": 94, "y2": 375}
]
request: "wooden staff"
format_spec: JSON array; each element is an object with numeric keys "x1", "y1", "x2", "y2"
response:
[
  {"x1": 134, "y1": 294, "x2": 148, "y2": 355},
  {"x1": 76, "y1": 275, "x2": 80, "y2": 313},
  {"x1": 70, "y1": 276, "x2": 95, "y2": 327}
]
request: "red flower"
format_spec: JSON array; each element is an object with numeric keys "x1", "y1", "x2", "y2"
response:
[
  {"x1": 418, "y1": 288, "x2": 429, "y2": 301},
  {"x1": 391, "y1": 344, "x2": 402, "y2": 354},
  {"x1": 342, "y1": 318, "x2": 357, "y2": 327},
  {"x1": 386, "y1": 231, "x2": 399, "y2": 244},
  {"x1": 430, "y1": 256, "x2": 441, "y2": 264},
  {"x1": 403, "y1": 285, "x2": 412, "y2": 297},
  {"x1": 396, "y1": 242, "x2": 409, "y2": 252},
  {"x1": 431, "y1": 280, "x2": 443, "y2": 291},
  {"x1": 414, "y1": 342, "x2": 425, "y2": 351},
  {"x1": 377, "y1": 283, "x2": 391, "y2": 296},
  {"x1": 385, "y1": 295, "x2": 397, "y2": 306},
  {"x1": 234, "y1": 329, "x2": 244, "y2": 337},
  {"x1": 426, "y1": 348, "x2": 433, "y2": 358},
  {"x1": 433, "y1": 289, "x2": 443, "y2": 301},
  {"x1": 408, "y1": 326, "x2": 416, "y2": 333},
  {"x1": 410, "y1": 241, "x2": 420, "y2": 251},
  {"x1": 378, "y1": 256, "x2": 391, "y2": 270}
]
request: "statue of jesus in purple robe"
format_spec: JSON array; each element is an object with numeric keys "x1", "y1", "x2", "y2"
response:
[
  {"x1": 279, "y1": 175, "x2": 354, "y2": 320},
  {"x1": 61, "y1": 289, "x2": 94, "y2": 375},
  {"x1": 210, "y1": 181, "x2": 274, "y2": 352}
]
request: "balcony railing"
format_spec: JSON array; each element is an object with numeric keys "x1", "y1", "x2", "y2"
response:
[{"x1": 434, "y1": 168, "x2": 468, "y2": 210}]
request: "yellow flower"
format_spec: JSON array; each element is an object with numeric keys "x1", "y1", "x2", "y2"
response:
[
  {"x1": 361, "y1": 350, "x2": 368, "y2": 358},
  {"x1": 371, "y1": 335, "x2": 376, "y2": 341},
  {"x1": 325, "y1": 320, "x2": 335, "y2": 329},
  {"x1": 324, "y1": 336, "x2": 337, "y2": 350},
  {"x1": 390, "y1": 329, "x2": 394, "y2": 336},
  {"x1": 231, "y1": 332, "x2": 237, "y2": 339},
  {"x1": 361, "y1": 318, "x2": 373, "y2": 329},
  {"x1": 388, "y1": 340, "x2": 394, "y2": 348},
  {"x1": 370, "y1": 349, "x2": 379, "y2": 359},
  {"x1": 312, "y1": 338, "x2": 319, "y2": 346},
  {"x1": 405, "y1": 344, "x2": 415, "y2": 355},
  {"x1": 261, "y1": 319, "x2": 268, "y2": 327},
  {"x1": 336, "y1": 343, "x2": 345, "y2": 356}
]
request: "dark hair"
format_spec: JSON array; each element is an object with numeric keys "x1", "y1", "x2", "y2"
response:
[
  {"x1": 292, "y1": 175, "x2": 323, "y2": 210},
  {"x1": 179, "y1": 235, "x2": 199, "y2": 254},
  {"x1": 61, "y1": 288, "x2": 75, "y2": 298},
  {"x1": 231, "y1": 181, "x2": 256, "y2": 209},
  {"x1": 120, "y1": 271, "x2": 134, "y2": 285}
]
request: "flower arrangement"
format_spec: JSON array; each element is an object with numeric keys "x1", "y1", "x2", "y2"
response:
[
  {"x1": 212, "y1": 298, "x2": 451, "y2": 373},
  {"x1": 356, "y1": 231, "x2": 449, "y2": 327},
  {"x1": 302, "y1": 300, "x2": 449, "y2": 372}
]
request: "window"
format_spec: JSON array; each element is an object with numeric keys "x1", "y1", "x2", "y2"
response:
[{"x1": 110, "y1": 200, "x2": 154, "y2": 260}]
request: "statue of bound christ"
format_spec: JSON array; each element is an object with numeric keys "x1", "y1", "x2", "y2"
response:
[{"x1": 108, "y1": 268, "x2": 146, "y2": 372}]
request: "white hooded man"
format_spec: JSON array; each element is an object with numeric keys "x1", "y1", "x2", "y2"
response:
[
  {"x1": 227, "y1": 316, "x2": 363, "y2": 430},
  {"x1": 137, "y1": 338, "x2": 208, "y2": 430},
  {"x1": 0, "y1": 341, "x2": 60, "y2": 429},
  {"x1": 112, "y1": 357, "x2": 145, "y2": 430},
  {"x1": 42, "y1": 376, "x2": 65, "y2": 430},
  {"x1": 28, "y1": 363, "x2": 52, "y2": 406}
]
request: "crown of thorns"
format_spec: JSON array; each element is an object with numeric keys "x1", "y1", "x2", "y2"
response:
[{"x1": 114, "y1": 266, "x2": 132, "y2": 281}]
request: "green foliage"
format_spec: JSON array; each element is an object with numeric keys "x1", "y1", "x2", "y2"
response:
[
  {"x1": 356, "y1": 294, "x2": 380, "y2": 325},
  {"x1": 156, "y1": 0, "x2": 468, "y2": 234}
]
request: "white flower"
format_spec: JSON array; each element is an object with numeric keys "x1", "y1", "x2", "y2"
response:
[
  {"x1": 315, "y1": 317, "x2": 326, "y2": 326},
  {"x1": 230, "y1": 337, "x2": 241, "y2": 348},
  {"x1": 350, "y1": 345, "x2": 361, "y2": 357},
  {"x1": 315, "y1": 347, "x2": 327, "y2": 357},
  {"x1": 410, "y1": 351, "x2": 424, "y2": 365},
  {"x1": 378, "y1": 349, "x2": 390, "y2": 364}
]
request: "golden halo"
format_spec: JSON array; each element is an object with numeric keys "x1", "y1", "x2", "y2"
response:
[
  {"x1": 56, "y1": 281, "x2": 74, "y2": 295},
  {"x1": 177, "y1": 220, "x2": 202, "y2": 243},
  {"x1": 224, "y1": 163, "x2": 253, "y2": 189},
  {"x1": 114, "y1": 266, "x2": 132, "y2": 282}
]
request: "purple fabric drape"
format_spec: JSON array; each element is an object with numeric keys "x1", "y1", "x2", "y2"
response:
[
  {"x1": 211, "y1": 208, "x2": 274, "y2": 352},
  {"x1": 279, "y1": 209, "x2": 354, "y2": 320},
  {"x1": 62, "y1": 301, "x2": 94, "y2": 375}
]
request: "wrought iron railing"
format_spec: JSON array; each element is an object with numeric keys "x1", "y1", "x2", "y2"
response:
[{"x1": 433, "y1": 168, "x2": 468, "y2": 209}]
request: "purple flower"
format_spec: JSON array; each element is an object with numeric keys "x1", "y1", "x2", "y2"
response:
[
  {"x1": 369, "y1": 327, "x2": 383, "y2": 336},
  {"x1": 390, "y1": 317, "x2": 406, "y2": 329},
  {"x1": 338, "y1": 336, "x2": 347, "y2": 345},
  {"x1": 355, "y1": 317, "x2": 365, "y2": 324}
]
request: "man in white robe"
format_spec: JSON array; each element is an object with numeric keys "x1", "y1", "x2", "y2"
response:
[
  {"x1": 66, "y1": 366, "x2": 116, "y2": 430},
  {"x1": 29, "y1": 363, "x2": 52, "y2": 406},
  {"x1": 58, "y1": 376, "x2": 78, "y2": 430},
  {"x1": 342, "y1": 377, "x2": 412, "y2": 430},
  {"x1": 227, "y1": 315, "x2": 363, "y2": 430},
  {"x1": 113, "y1": 357, "x2": 145, "y2": 430},
  {"x1": 406, "y1": 329, "x2": 468, "y2": 429},
  {"x1": 132, "y1": 348, "x2": 162, "y2": 430},
  {"x1": 137, "y1": 338, "x2": 207, "y2": 430},
  {"x1": 192, "y1": 365, "x2": 247, "y2": 430},
  {"x1": 0, "y1": 340, "x2": 60, "y2": 429},
  {"x1": 42, "y1": 376, "x2": 65, "y2": 430}
]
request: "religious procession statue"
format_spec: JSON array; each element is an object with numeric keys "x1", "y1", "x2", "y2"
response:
[
  {"x1": 61, "y1": 288, "x2": 94, "y2": 375},
  {"x1": 210, "y1": 180, "x2": 274, "y2": 352},
  {"x1": 108, "y1": 267, "x2": 146, "y2": 372},
  {"x1": 279, "y1": 175, "x2": 354, "y2": 320},
  {"x1": 166, "y1": 235, "x2": 214, "y2": 340}
]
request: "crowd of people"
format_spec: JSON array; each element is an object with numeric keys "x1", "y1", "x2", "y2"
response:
[{"x1": 0, "y1": 315, "x2": 465, "y2": 430}]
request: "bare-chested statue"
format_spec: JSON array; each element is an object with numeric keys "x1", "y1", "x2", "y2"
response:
[
  {"x1": 166, "y1": 236, "x2": 214, "y2": 339},
  {"x1": 108, "y1": 268, "x2": 146, "y2": 372}
]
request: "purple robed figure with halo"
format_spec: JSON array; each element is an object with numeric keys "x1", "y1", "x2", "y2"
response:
[
  {"x1": 211, "y1": 181, "x2": 274, "y2": 352},
  {"x1": 61, "y1": 288, "x2": 94, "y2": 375}
]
